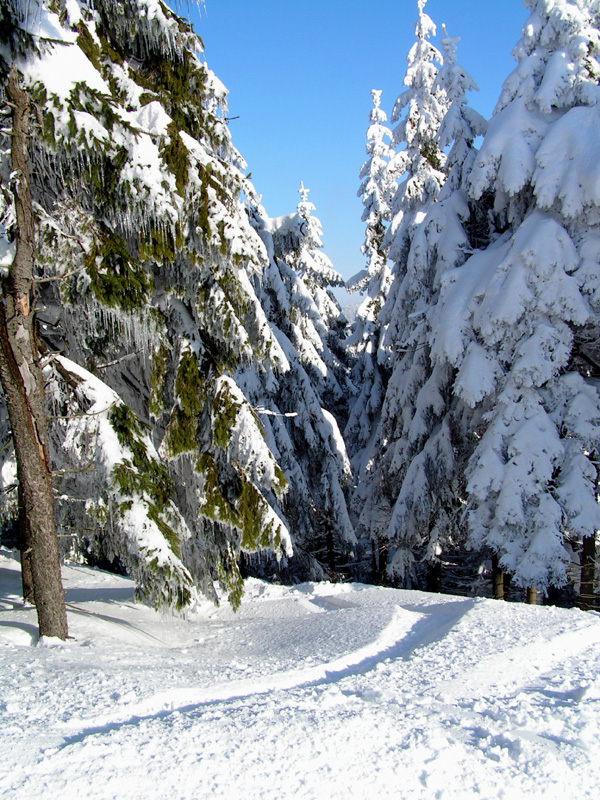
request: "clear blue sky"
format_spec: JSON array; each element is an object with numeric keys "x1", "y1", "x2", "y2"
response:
[{"x1": 186, "y1": 0, "x2": 529, "y2": 279}]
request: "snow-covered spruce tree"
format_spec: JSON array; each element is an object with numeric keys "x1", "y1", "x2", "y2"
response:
[
  {"x1": 352, "y1": 0, "x2": 446, "y2": 564},
  {"x1": 351, "y1": 0, "x2": 447, "y2": 580},
  {"x1": 358, "y1": 25, "x2": 487, "y2": 590},
  {"x1": 344, "y1": 90, "x2": 395, "y2": 476},
  {"x1": 288, "y1": 182, "x2": 353, "y2": 419},
  {"x1": 243, "y1": 194, "x2": 356, "y2": 578},
  {"x1": 0, "y1": 0, "x2": 294, "y2": 610},
  {"x1": 432, "y1": 0, "x2": 600, "y2": 601}
]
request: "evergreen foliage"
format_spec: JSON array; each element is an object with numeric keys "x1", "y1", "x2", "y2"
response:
[
  {"x1": 355, "y1": 21, "x2": 486, "y2": 586},
  {"x1": 432, "y1": 0, "x2": 600, "y2": 592},
  {"x1": 243, "y1": 194, "x2": 356, "y2": 580},
  {"x1": 0, "y1": 0, "x2": 361, "y2": 609},
  {"x1": 349, "y1": 0, "x2": 600, "y2": 602},
  {"x1": 0, "y1": 0, "x2": 297, "y2": 609},
  {"x1": 345, "y1": 90, "x2": 394, "y2": 478},
  {"x1": 417, "y1": 0, "x2": 600, "y2": 595},
  {"x1": 2, "y1": 0, "x2": 599, "y2": 610},
  {"x1": 345, "y1": 2, "x2": 450, "y2": 580},
  {"x1": 383, "y1": 0, "x2": 447, "y2": 270}
]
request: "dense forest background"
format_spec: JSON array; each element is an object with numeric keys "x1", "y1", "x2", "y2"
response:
[{"x1": 1, "y1": 0, "x2": 599, "y2": 640}]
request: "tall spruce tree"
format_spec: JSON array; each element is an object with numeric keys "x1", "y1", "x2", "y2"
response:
[
  {"x1": 290, "y1": 182, "x2": 352, "y2": 418},
  {"x1": 432, "y1": 0, "x2": 600, "y2": 598},
  {"x1": 0, "y1": 0, "x2": 300, "y2": 612},
  {"x1": 358, "y1": 25, "x2": 486, "y2": 588},
  {"x1": 352, "y1": 0, "x2": 447, "y2": 579}
]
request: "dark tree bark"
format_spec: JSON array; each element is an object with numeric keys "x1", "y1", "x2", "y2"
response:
[
  {"x1": 0, "y1": 67, "x2": 67, "y2": 639},
  {"x1": 313, "y1": 507, "x2": 338, "y2": 574},
  {"x1": 504, "y1": 571, "x2": 513, "y2": 602},
  {"x1": 372, "y1": 539, "x2": 388, "y2": 585},
  {"x1": 325, "y1": 524, "x2": 336, "y2": 573},
  {"x1": 492, "y1": 553, "x2": 504, "y2": 600},
  {"x1": 525, "y1": 586, "x2": 537, "y2": 605},
  {"x1": 426, "y1": 560, "x2": 442, "y2": 593},
  {"x1": 17, "y1": 482, "x2": 34, "y2": 604},
  {"x1": 578, "y1": 535, "x2": 597, "y2": 612}
]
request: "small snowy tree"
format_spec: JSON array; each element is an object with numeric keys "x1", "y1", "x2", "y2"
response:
[
  {"x1": 345, "y1": 90, "x2": 394, "y2": 475},
  {"x1": 295, "y1": 183, "x2": 344, "y2": 289},
  {"x1": 351, "y1": 89, "x2": 394, "y2": 300},
  {"x1": 281, "y1": 183, "x2": 352, "y2": 418},
  {"x1": 432, "y1": 0, "x2": 600, "y2": 597},
  {"x1": 435, "y1": 26, "x2": 487, "y2": 196},
  {"x1": 245, "y1": 196, "x2": 356, "y2": 577}
]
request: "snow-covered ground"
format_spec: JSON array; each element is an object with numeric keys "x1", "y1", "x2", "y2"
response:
[{"x1": 1, "y1": 551, "x2": 600, "y2": 799}]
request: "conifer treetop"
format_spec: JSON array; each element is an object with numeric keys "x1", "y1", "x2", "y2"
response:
[
  {"x1": 297, "y1": 181, "x2": 317, "y2": 228},
  {"x1": 391, "y1": 0, "x2": 443, "y2": 128},
  {"x1": 469, "y1": 0, "x2": 600, "y2": 207},
  {"x1": 349, "y1": 89, "x2": 394, "y2": 298},
  {"x1": 367, "y1": 89, "x2": 389, "y2": 132},
  {"x1": 435, "y1": 24, "x2": 487, "y2": 196},
  {"x1": 296, "y1": 181, "x2": 325, "y2": 262},
  {"x1": 359, "y1": 90, "x2": 394, "y2": 222},
  {"x1": 383, "y1": 0, "x2": 447, "y2": 266},
  {"x1": 437, "y1": 25, "x2": 478, "y2": 103}
]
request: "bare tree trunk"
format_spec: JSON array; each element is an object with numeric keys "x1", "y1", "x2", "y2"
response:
[
  {"x1": 525, "y1": 586, "x2": 537, "y2": 605},
  {"x1": 18, "y1": 482, "x2": 34, "y2": 604},
  {"x1": 504, "y1": 571, "x2": 513, "y2": 602},
  {"x1": 326, "y1": 524, "x2": 336, "y2": 573},
  {"x1": 578, "y1": 534, "x2": 596, "y2": 612},
  {"x1": 0, "y1": 67, "x2": 67, "y2": 639},
  {"x1": 492, "y1": 553, "x2": 504, "y2": 600},
  {"x1": 426, "y1": 560, "x2": 442, "y2": 593},
  {"x1": 371, "y1": 539, "x2": 378, "y2": 580},
  {"x1": 374, "y1": 540, "x2": 388, "y2": 585}
]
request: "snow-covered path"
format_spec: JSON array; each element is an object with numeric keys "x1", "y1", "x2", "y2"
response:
[{"x1": 1, "y1": 552, "x2": 600, "y2": 799}]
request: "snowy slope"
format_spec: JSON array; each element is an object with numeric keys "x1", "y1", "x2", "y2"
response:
[{"x1": 1, "y1": 551, "x2": 600, "y2": 799}]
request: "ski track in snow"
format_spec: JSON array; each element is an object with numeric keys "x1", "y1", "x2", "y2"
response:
[{"x1": 1, "y1": 554, "x2": 600, "y2": 799}]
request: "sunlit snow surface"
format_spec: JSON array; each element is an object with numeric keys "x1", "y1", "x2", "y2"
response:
[{"x1": 1, "y1": 551, "x2": 600, "y2": 798}]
